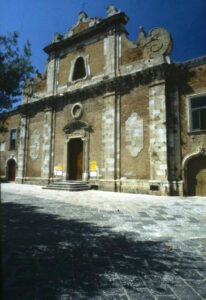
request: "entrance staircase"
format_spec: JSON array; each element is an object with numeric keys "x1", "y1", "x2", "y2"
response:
[{"x1": 43, "y1": 181, "x2": 91, "y2": 191}]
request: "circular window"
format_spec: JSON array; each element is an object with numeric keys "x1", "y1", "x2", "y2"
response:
[{"x1": 71, "y1": 103, "x2": 83, "y2": 119}]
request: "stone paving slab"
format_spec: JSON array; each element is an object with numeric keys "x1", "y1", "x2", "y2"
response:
[{"x1": 1, "y1": 183, "x2": 206, "y2": 299}]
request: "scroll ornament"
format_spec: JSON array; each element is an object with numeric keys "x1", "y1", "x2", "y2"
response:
[{"x1": 138, "y1": 26, "x2": 173, "y2": 59}]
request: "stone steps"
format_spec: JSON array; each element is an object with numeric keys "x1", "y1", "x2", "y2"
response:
[{"x1": 43, "y1": 181, "x2": 91, "y2": 191}]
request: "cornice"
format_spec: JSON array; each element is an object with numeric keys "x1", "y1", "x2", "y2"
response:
[
  {"x1": 0, "y1": 106, "x2": 21, "y2": 119},
  {"x1": 20, "y1": 63, "x2": 176, "y2": 116}
]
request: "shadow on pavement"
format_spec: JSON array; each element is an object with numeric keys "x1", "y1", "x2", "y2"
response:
[{"x1": 2, "y1": 202, "x2": 203, "y2": 300}]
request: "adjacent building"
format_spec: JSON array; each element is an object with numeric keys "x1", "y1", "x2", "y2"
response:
[{"x1": 0, "y1": 6, "x2": 206, "y2": 196}]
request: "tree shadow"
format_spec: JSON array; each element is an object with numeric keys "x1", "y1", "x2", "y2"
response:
[{"x1": 1, "y1": 202, "x2": 204, "y2": 299}]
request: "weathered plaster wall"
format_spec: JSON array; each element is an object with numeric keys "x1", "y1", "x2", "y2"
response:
[
  {"x1": 26, "y1": 112, "x2": 44, "y2": 178},
  {"x1": 121, "y1": 34, "x2": 143, "y2": 65},
  {"x1": 53, "y1": 107, "x2": 68, "y2": 171},
  {"x1": 120, "y1": 86, "x2": 150, "y2": 179}
]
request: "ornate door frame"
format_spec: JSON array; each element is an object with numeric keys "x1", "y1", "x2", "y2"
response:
[{"x1": 63, "y1": 120, "x2": 90, "y2": 181}]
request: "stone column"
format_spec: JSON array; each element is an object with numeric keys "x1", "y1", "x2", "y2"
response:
[
  {"x1": 149, "y1": 81, "x2": 169, "y2": 191},
  {"x1": 41, "y1": 108, "x2": 53, "y2": 183},
  {"x1": 16, "y1": 115, "x2": 28, "y2": 183}
]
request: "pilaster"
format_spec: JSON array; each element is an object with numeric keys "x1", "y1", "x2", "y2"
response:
[
  {"x1": 104, "y1": 29, "x2": 121, "y2": 77},
  {"x1": 41, "y1": 108, "x2": 53, "y2": 181},
  {"x1": 149, "y1": 80, "x2": 168, "y2": 181},
  {"x1": 101, "y1": 92, "x2": 120, "y2": 191},
  {"x1": 47, "y1": 54, "x2": 59, "y2": 94},
  {"x1": 16, "y1": 115, "x2": 28, "y2": 182}
]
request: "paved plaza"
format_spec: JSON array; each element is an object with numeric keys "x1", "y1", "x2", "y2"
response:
[{"x1": 1, "y1": 183, "x2": 206, "y2": 299}]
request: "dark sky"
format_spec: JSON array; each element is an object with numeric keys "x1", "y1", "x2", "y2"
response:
[{"x1": 1, "y1": 0, "x2": 206, "y2": 73}]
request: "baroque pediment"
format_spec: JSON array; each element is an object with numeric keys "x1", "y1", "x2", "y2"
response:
[
  {"x1": 65, "y1": 12, "x2": 102, "y2": 38},
  {"x1": 63, "y1": 120, "x2": 89, "y2": 134}
]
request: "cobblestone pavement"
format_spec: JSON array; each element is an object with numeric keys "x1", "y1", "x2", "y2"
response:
[{"x1": 1, "y1": 183, "x2": 206, "y2": 300}]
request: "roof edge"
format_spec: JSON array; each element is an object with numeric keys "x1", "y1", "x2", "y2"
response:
[
  {"x1": 44, "y1": 12, "x2": 128, "y2": 54},
  {"x1": 181, "y1": 55, "x2": 206, "y2": 68}
]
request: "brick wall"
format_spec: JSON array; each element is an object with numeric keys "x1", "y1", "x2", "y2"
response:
[
  {"x1": 121, "y1": 34, "x2": 143, "y2": 65},
  {"x1": 58, "y1": 40, "x2": 104, "y2": 86},
  {"x1": 120, "y1": 86, "x2": 150, "y2": 179}
]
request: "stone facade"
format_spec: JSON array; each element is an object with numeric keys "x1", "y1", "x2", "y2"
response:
[{"x1": 0, "y1": 6, "x2": 206, "y2": 196}]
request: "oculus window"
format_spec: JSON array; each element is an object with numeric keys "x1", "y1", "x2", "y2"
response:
[
  {"x1": 72, "y1": 57, "x2": 86, "y2": 81},
  {"x1": 190, "y1": 95, "x2": 206, "y2": 131}
]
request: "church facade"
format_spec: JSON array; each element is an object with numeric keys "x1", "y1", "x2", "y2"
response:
[{"x1": 0, "y1": 6, "x2": 206, "y2": 196}]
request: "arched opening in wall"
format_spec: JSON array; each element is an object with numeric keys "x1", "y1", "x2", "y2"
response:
[
  {"x1": 72, "y1": 57, "x2": 86, "y2": 81},
  {"x1": 67, "y1": 138, "x2": 83, "y2": 180},
  {"x1": 186, "y1": 156, "x2": 206, "y2": 196},
  {"x1": 7, "y1": 158, "x2": 16, "y2": 181}
]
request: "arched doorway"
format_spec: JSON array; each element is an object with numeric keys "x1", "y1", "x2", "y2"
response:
[
  {"x1": 67, "y1": 138, "x2": 83, "y2": 180},
  {"x1": 186, "y1": 156, "x2": 206, "y2": 196},
  {"x1": 7, "y1": 158, "x2": 16, "y2": 181}
]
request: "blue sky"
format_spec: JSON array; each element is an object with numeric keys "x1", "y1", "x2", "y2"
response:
[{"x1": 1, "y1": 0, "x2": 206, "y2": 73}]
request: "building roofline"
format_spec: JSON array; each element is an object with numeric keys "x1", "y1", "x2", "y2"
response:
[
  {"x1": 44, "y1": 12, "x2": 128, "y2": 54},
  {"x1": 181, "y1": 55, "x2": 206, "y2": 68},
  {"x1": 0, "y1": 106, "x2": 21, "y2": 118}
]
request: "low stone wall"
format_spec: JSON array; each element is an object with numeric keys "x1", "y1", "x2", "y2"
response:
[
  {"x1": 95, "y1": 178, "x2": 184, "y2": 196},
  {"x1": 16, "y1": 177, "x2": 50, "y2": 186},
  {"x1": 15, "y1": 177, "x2": 184, "y2": 196}
]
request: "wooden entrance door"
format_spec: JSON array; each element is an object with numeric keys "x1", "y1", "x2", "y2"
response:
[
  {"x1": 68, "y1": 138, "x2": 83, "y2": 180},
  {"x1": 7, "y1": 158, "x2": 16, "y2": 181},
  {"x1": 187, "y1": 157, "x2": 206, "y2": 196},
  {"x1": 196, "y1": 169, "x2": 206, "y2": 196}
]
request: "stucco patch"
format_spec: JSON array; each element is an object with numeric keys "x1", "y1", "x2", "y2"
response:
[
  {"x1": 125, "y1": 112, "x2": 143, "y2": 157},
  {"x1": 30, "y1": 129, "x2": 40, "y2": 160}
]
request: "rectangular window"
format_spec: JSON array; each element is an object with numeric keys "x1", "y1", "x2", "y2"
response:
[
  {"x1": 10, "y1": 129, "x2": 17, "y2": 150},
  {"x1": 190, "y1": 95, "x2": 206, "y2": 131}
]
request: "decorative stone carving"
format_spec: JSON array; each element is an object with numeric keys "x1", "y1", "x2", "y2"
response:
[
  {"x1": 78, "y1": 11, "x2": 88, "y2": 22},
  {"x1": 30, "y1": 129, "x2": 40, "y2": 160},
  {"x1": 63, "y1": 120, "x2": 88, "y2": 134},
  {"x1": 138, "y1": 27, "x2": 172, "y2": 58},
  {"x1": 106, "y1": 5, "x2": 121, "y2": 17},
  {"x1": 125, "y1": 112, "x2": 143, "y2": 157},
  {"x1": 52, "y1": 32, "x2": 63, "y2": 43},
  {"x1": 65, "y1": 11, "x2": 102, "y2": 38}
]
